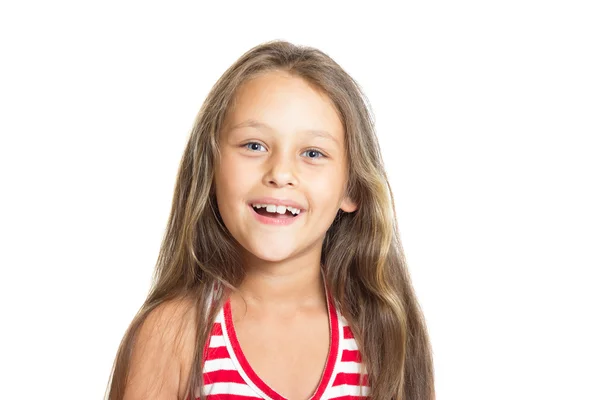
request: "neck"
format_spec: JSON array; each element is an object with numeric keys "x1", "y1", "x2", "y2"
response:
[{"x1": 235, "y1": 248, "x2": 326, "y2": 310}]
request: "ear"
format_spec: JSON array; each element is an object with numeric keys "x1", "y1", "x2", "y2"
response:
[{"x1": 340, "y1": 195, "x2": 358, "y2": 213}]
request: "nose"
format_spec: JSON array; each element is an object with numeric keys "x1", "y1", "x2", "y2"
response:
[{"x1": 263, "y1": 150, "x2": 298, "y2": 188}]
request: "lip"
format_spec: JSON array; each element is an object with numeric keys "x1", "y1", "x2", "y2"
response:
[
  {"x1": 248, "y1": 204, "x2": 304, "y2": 226},
  {"x1": 247, "y1": 197, "x2": 306, "y2": 211}
]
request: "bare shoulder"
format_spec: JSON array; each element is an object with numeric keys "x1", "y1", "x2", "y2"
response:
[{"x1": 123, "y1": 297, "x2": 198, "y2": 400}]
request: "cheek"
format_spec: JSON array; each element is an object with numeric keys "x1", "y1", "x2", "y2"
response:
[
  {"x1": 215, "y1": 153, "x2": 255, "y2": 205},
  {"x1": 308, "y1": 167, "x2": 347, "y2": 207}
]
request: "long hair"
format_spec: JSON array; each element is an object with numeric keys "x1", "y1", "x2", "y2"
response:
[{"x1": 105, "y1": 40, "x2": 434, "y2": 400}]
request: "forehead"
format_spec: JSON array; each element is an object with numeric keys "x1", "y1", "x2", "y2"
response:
[{"x1": 223, "y1": 71, "x2": 344, "y2": 142}]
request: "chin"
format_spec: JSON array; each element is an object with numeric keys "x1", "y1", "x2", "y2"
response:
[{"x1": 242, "y1": 241, "x2": 298, "y2": 263}]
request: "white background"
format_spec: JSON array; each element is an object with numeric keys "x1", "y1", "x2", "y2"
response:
[{"x1": 1, "y1": 1, "x2": 598, "y2": 399}]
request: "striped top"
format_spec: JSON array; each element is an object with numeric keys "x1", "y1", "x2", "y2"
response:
[{"x1": 201, "y1": 286, "x2": 370, "y2": 399}]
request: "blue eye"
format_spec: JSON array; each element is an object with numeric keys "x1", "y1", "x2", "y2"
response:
[
  {"x1": 244, "y1": 142, "x2": 267, "y2": 152},
  {"x1": 243, "y1": 142, "x2": 325, "y2": 159},
  {"x1": 302, "y1": 149, "x2": 325, "y2": 159}
]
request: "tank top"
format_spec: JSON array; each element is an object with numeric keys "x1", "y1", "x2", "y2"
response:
[{"x1": 201, "y1": 282, "x2": 370, "y2": 399}]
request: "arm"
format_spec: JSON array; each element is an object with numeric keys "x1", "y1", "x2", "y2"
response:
[{"x1": 123, "y1": 299, "x2": 197, "y2": 400}]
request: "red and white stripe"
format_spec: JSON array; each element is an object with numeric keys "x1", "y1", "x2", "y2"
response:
[{"x1": 200, "y1": 293, "x2": 370, "y2": 399}]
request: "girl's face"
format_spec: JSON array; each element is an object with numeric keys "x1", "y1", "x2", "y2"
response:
[{"x1": 214, "y1": 70, "x2": 356, "y2": 264}]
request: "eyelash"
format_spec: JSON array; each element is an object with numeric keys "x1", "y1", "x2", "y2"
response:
[{"x1": 243, "y1": 142, "x2": 326, "y2": 159}]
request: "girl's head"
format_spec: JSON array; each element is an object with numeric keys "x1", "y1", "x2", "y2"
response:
[
  {"x1": 107, "y1": 40, "x2": 434, "y2": 400},
  {"x1": 214, "y1": 69, "x2": 357, "y2": 265}
]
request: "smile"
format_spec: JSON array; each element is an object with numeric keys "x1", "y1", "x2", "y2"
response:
[{"x1": 248, "y1": 204, "x2": 304, "y2": 226}]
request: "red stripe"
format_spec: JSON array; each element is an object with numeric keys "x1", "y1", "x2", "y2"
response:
[
  {"x1": 341, "y1": 349, "x2": 362, "y2": 362},
  {"x1": 211, "y1": 322, "x2": 223, "y2": 335},
  {"x1": 343, "y1": 326, "x2": 354, "y2": 339},
  {"x1": 204, "y1": 346, "x2": 230, "y2": 361},
  {"x1": 332, "y1": 372, "x2": 370, "y2": 386},
  {"x1": 203, "y1": 369, "x2": 246, "y2": 384}
]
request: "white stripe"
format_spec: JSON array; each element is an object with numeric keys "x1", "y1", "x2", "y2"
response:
[
  {"x1": 208, "y1": 334, "x2": 226, "y2": 348},
  {"x1": 340, "y1": 338, "x2": 359, "y2": 350},
  {"x1": 203, "y1": 357, "x2": 237, "y2": 374},
  {"x1": 203, "y1": 382, "x2": 263, "y2": 397},
  {"x1": 333, "y1": 361, "x2": 365, "y2": 374},
  {"x1": 214, "y1": 311, "x2": 224, "y2": 323},
  {"x1": 325, "y1": 383, "x2": 371, "y2": 398},
  {"x1": 338, "y1": 314, "x2": 350, "y2": 325}
]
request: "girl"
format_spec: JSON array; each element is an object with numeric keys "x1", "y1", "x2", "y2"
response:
[{"x1": 106, "y1": 40, "x2": 434, "y2": 400}]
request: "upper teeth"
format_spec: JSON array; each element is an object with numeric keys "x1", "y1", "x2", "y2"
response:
[{"x1": 252, "y1": 204, "x2": 302, "y2": 215}]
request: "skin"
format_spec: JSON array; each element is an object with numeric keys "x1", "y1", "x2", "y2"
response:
[{"x1": 214, "y1": 70, "x2": 357, "y2": 399}]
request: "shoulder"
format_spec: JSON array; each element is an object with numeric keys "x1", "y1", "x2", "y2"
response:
[{"x1": 123, "y1": 297, "x2": 198, "y2": 400}]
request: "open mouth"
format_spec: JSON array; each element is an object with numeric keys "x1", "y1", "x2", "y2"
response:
[{"x1": 249, "y1": 204, "x2": 303, "y2": 219}]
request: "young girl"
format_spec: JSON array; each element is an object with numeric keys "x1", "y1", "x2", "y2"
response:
[{"x1": 106, "y1": 40, "x2": 434, "y2": 400}]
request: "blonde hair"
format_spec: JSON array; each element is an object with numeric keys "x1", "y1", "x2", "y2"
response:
[{"x1": 106, "y1": 40, "x2": 434, "y2": 400}]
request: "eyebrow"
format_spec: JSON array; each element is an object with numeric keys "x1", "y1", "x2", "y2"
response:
[{"x1": 228, "y1": 119, "x2": 340, "y2": 145}]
